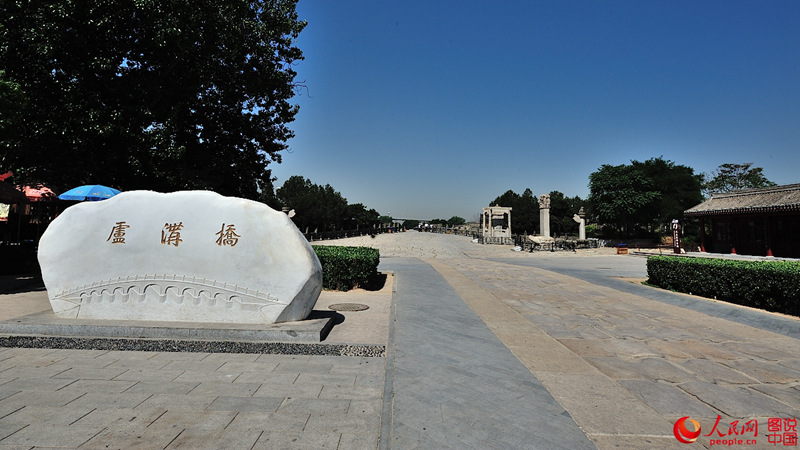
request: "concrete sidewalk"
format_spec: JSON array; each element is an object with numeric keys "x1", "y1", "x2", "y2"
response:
[{"x1": 1, "y1": 232, "x2": 800, "y2": 449}]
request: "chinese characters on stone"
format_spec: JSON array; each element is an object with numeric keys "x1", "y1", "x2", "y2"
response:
[
  {"x1": 215, "y1": 223, "x2": 240, "y2": 247},
  {"x1": 107, "y1": 222, "x2": 241, "y2": 247},
  {"x1": 106, "y1": 221, "x2": 130, "y2": 244},
  {"x1": 161, "y1": 222, "x2": 184, "y2": 247}
]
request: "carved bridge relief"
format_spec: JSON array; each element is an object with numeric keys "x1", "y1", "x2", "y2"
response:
[{"x1": 50, "y1": 274, "x2": 286, "y2": 324}]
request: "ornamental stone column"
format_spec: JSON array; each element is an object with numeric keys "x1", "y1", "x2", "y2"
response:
[{"x1": 539, "y1": 194, "x2": 551, "y2": 238}]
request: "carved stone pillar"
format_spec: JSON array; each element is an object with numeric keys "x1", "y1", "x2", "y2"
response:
[{"x1": 539, "y1": 194, "x2": 551, "y2": 238}]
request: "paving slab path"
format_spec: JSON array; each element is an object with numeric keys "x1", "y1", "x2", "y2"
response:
[
  {"x1": 1, "y1": 232, "x2": 799, "y2": 449},
  {"x1": 328, "y1": 232, "x2": 800, "y2": 449}
]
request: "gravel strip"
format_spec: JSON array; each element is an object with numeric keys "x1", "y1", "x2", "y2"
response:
[{"x1": 0, "y1": 336, "x2": 385, "y2": 357}]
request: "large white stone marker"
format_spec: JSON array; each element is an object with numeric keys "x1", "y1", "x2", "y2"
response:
[{"x1": 38, "y1": 191, "x2": 322, "y2": 324}]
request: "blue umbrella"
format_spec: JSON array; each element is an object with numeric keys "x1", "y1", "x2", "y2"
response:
[{"x1": 58, "y1": 184, "x2": 121, "y2": 201}]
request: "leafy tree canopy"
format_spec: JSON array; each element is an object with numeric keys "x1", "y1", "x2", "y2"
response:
[
  {"x1": 549, "y1": 190, "x2": 586, "y2": 237},
  {"x1": 403, "y1": 219, "x2": 420, "y2": 229},
  {"x1": 488, "y1": 188, "x2": 539, "y2": 235},
  {"x1": 447, "y1": 216, "x2": 466, "y2": 226},
  {"x1": 0, "y1": 0, "x2": 305, "y2": 199},
  {"x1": 703, "y1": 163, "x2": 777, "y2": 196},
  {"x1": 275, "y1": 176, "x2": 374, "y2": 233},
  {"x1": 588, "y1": 157, "x2": 702, "y2": 237}
]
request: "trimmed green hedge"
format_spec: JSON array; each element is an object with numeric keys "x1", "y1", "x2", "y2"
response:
[
  {"x1": 646, "y1": 255, "x2": 800, "y2": 316},
  {"x1": 313, "y1": 245, "x2": 380, "y2": 291}
]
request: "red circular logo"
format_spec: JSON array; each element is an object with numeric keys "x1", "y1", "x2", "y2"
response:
[{"x1": 674, "y1": 416, "x2": 702, "y2": 444}]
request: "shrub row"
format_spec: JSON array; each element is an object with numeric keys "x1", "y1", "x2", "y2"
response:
[
  {"x1": 312, "y1": 245, "x2": 380, "y2": 291},
  {"x1": 646, "y1": 255, "x2": 800, "y2": 316}
]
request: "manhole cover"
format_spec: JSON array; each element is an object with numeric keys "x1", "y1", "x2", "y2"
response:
[{"x1": 328, "y1": 303, "x2": 369, "y2": 312}]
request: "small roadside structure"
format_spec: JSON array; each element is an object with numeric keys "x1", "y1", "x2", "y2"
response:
[
  {"x1": 481, "y1": 205, "x2": 512, "y2": 244},
  {"x1": 684, "y1": 183, "x2": 800, "y2": 257}
]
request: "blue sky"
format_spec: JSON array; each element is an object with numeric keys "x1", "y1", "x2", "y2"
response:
[{"x1": 271, "y1": 1, "x2": 800, "y2": 221}]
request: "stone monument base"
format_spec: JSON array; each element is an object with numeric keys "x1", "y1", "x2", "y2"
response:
[{"x1": 0, "y1": 309, "x2": 334, "y2": 343}]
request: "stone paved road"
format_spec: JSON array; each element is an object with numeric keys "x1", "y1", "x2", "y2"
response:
[{"x1": 1, "y1": 232, "x2": 799, "y2": 449}]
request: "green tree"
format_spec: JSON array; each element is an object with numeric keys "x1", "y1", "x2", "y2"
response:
[
  {"x1": 342, "y1": 203, "x2": 380, "y2": 230},
  {"x1": 703, "y1": 163, "x2": 777, "y2": 195},
  {"x1": 633, "y1": 157, "x2": 703, "y2": 228},
  {"x1": 403, "y1": 219, "x2": 420, "y2": 229},
  {"x1": 447, "y1": 216, "x2": 466, "y2": 227},
  {"x1": 588, "y1": 157, "x2": 703, "y2": 237},
  {"x1": 0, "y1": 71, "x2": 23, "y2": 149},
  {"x1": 588, "y1": 164, "x2": 660, "y2": 236},
  {"x1": 0, "y1": 0, "x2": 305, "y2": 198},
  {"x1": 549, "y1": 191, "x2": 586, "y2": 237},
  {"x1": 488, "y1": 188, "x2": 539, "y2": 235},
  {"x1": 276, "y1": 176, "x2": 320, "y2": 232}
]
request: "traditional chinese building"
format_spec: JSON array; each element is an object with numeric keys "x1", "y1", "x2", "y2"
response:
[{"x1": 684, "y1": 183, "x2": 800, "y2": 257}]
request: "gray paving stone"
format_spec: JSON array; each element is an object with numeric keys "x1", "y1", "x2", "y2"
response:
[
  {"x1": 0, "y1": 404, "x2": 95, "y2": 427},
  {"x1": 276, "y1": 397, "x2": 351, "y2": 415},
  {"x1": 255, "y1": 354, "x2": 312, "y2": 364},
  {"x1": 273, "y1": 361, "x2": 334, "y2": 374},
  {"x1": 71, "y1": 407, "x2": 168, "y2": 429},
  {"x1": 122, "y1": 380, "x2": 200, "y2": 395},
  {"x1": 617, "y1": 379, "x2": 719, "y2": 416},
  {"x1": 201, "y1": 352, "x2": 259, "y2": 364},
  {"x1": 160, "y1": 359, "x2": 226, "y2": 372},
  {"x1": 253, "y1": 383, "x2": 323, "y2": 399},
  {"x1": 319, "y1": 385, "x2": 382, "y2": 400},
  {"x1": 151, "y1": 409, "x2": 237, "y2": 431},
  {"x1": 720, "y1": 341, "x2": 798, "y2": 361},
  {"x1": 188, "y1": 381, "x2": 261, "y2": 397},
  {"x1": 0, "y1": 364, "x2": 70, "y2": 379},
  {"x1": 1, "y1": 389, "x2": 84, "y2": 408},
  {"x1": 165, "y1": 428, "x2": 263, "y2": 449},
  {"x1": 380, "y1": 258, "x2": 595, "y2": 449},
  {"x1": 677, "y1": 359, "x2": 760, "y2": 384},
  {"x1": 214, "y1": 360, "x2": 278, "y2": 373},
  {"x1": 172, "y1": 369, "x2": 242, "y2": 383},
  {"x1": 678, "y1": 380, "x2": 800, "y2": 418},
  {"x1": 0, "y1": 422, "x2": 104, "y2": 447},
  {"x1": 82, "y1": 423, "x2": 184, "y2": 449},
  {"x1": 0, "y1": 376, "x2": 74, "y2": 392},
  {"x1": 234, "y1": 371, "x2": 299, "y2": 385},
  {"x1": 294, "y1": 372, "x2": 356, "y2": 386},
  {"x1": 225, "y1": 411, "x2": 310, "y2": 432},
  {"x1": 252, "y1": 430, "x2": 342, "y2": 449},
  {"x1": 304, "y1": 412, "x2": 380, "y2": 434},
  {"x1": 113, "y1": 368, "x2": 185, "y2": 382},
  {"x1": 340, "y1": 431, "x2": 379, "y2": 450},
  {"x1": 721, "y1": 358, "x2": 800, "y2": 383},
  {"x1": 66, "y1": 391, "x2": 153, "y2": 410},
  {"x1": 585, "y1": 356, "x2": 693, "y2": 382},
  {"x1": 750, "y1": 385, "x2": 800, "y2": 409},
  {"x1": 135, "y1": 393, "x2": 217, "y2": 411},
  {"x1": 206, "y1": 395, "x2": 283, "y2": 412},
  {"x1": 57, "y1": 378, "x2": 137, "y2": 394}
]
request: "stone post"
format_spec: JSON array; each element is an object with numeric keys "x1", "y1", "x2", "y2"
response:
[
  {"x1": 578, "y1": 207, "x2": 586, "y2": 240},
  {"x1": 539, "y1": 194, "x2": 550, "y2": 238}
]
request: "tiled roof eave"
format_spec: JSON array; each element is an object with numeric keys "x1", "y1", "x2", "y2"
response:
[{"x1": 685, "y1": 204, "x2": 800, "y2": 216}]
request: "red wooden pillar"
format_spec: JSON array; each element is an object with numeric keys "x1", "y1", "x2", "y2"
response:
[
  {"x1": 765, "y1": 216, "x2": 774, "y2": 257},
  {"x1": 699, "y1": 217, "x2": 707, "y2": 252}
]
